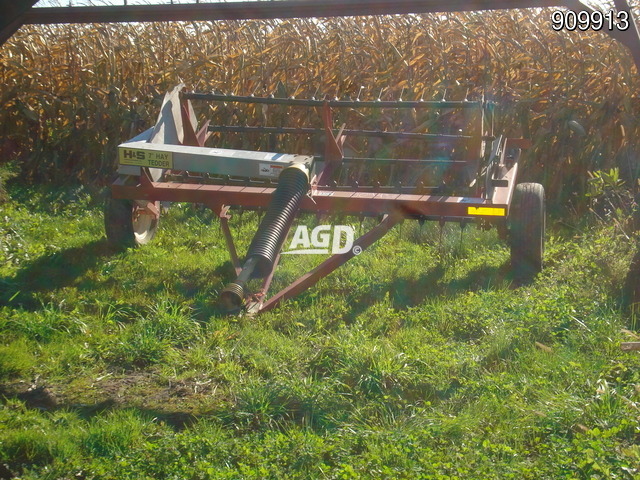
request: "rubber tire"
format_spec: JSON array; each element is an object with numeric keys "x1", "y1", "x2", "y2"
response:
[
  {"x1": 509, "y1": 183, "x2": 545, "y2": 280},
  {"x1": 104, "y1": 197, "x2": 158, "y2": 251}
]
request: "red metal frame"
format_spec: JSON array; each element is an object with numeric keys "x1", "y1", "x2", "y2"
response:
[{"x1": 112, "y1": 181, "x2": 509, "y2": 219}]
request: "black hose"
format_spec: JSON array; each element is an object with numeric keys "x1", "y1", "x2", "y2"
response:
[
  {"x1": 246, "y1": 166, "x2": 309, "y2": 278},
  {"x1": 220, "y1": 165, "x2": 309, "y2": 310}
]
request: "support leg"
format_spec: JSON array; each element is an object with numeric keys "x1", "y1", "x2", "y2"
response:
[{"x1": 218, "y1": 205, "x2": 242, "y2": 276}]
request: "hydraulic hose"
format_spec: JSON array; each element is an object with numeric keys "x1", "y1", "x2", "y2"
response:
[{"x1": 220, "y1": 164, "x2": 309, "y2": 310}]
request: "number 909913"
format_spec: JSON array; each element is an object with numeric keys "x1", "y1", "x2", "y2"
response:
[{"x1": 551, "y1": 10, "x2": 630, "y2": 32}]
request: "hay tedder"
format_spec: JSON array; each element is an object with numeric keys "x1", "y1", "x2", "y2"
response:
[{"x1": 105, "y1": 84, "x2": 544, "y2": 313}]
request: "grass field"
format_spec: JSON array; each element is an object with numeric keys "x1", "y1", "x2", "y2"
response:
[{"x1": 1, "y1": 163, "x2": 639, "y2": 479}]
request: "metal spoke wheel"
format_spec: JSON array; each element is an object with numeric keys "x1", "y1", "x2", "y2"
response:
[{"x1": 105, "y1": 197, "x2": 159, "y2": 250}]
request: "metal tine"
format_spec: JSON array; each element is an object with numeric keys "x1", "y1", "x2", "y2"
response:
[
  {"x1": 458, "y1": 220, "x2": 467, "y2": 254},
  {"x1": 356, "y1": 86, "x2": 365, "y2": 102},
  {"x1": 337, "y1": 165, "x2": 348, "y2": 186},
  {"x1": 355, "y1": 161, "x2": 366, "y2": 186},
  {"x1": 438, "y1": 220, "x2": 445, "y2": 261},
  {"x1": 388, "y1": 165, "x2": 397, "y2": 188},
  {"x1": 290, "y1": 83, "x2": 301, "y2": 99}
]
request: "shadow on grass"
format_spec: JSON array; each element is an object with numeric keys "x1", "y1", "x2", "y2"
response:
[
  {"x1": 0, "y1": 380, "x2": 209, "y2": 431},
  {"x1": 0, "y1": 239, "x2": 112, "y2": 309},
  {"x1": 389, "y1": 260, "x2": 515, "y2": 309},
  {"x1": 283, "y1": 258, "x2": 518, "y2": 321},
  {"x1": 0, "y1": 233, "x2": 242, "y2": 319},
  {"x1": 374, "y1": 261, "x2": 515, "y2": 321},
  {"x1": 4, "y1": 176, "x2": 106, "y2": 215}
]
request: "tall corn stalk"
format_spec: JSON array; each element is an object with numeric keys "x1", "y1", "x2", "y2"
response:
[{"x1": 0, "y1": 7, "x2": 638, "y2": 208}]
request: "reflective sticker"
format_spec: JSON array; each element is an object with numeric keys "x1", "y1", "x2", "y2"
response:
[
  {"x1": 467, "y1": 206, "x2": 506, "y2": 216},
  {"x1": 119, "y1": 148, "x2": 173, "y2": 169}
]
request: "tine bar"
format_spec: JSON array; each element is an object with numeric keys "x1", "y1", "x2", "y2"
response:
[
  {"x1": 184, "y1": 92, "x2": 488, "y2": 110},
  {"x1": 207, "y1": 125, "x2": 477, "y2": 141},
  {"x1": 339, "y1": 157, "x2": 468, "y2": 164}
]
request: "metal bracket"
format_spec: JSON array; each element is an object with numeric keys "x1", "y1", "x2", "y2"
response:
[{"x1": 134, "y1": 200, "x2": 160, "y2": 219}]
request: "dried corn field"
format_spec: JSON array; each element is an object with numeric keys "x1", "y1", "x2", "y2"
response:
[{"x1": 1, "y1": 7, "x2": 639, "y2": 207}]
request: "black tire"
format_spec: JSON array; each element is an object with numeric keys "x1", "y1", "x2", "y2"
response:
[
  {"x1": 509, "y1": 183, "x2": 545, "y2": 280},
  {"x1": 104, "y1": 197, "x2": 159, "y2": 250}
]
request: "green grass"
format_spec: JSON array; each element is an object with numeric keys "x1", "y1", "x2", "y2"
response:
[{"x1": 1, "y1": 174, "x2": 640, "y2": 479}]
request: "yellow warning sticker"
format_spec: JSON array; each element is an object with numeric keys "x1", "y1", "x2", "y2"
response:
[
  {"x1": 119, "y1": 148, "x2": 173, "y2": 169},
  {"x1": 467, "y1": 206, "x2": 506, "y2": 217}
]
